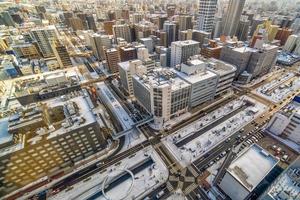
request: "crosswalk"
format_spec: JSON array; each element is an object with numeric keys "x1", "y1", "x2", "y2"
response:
[{"x1": 184, "y1": 183, "x2": 198, "y2": 195}]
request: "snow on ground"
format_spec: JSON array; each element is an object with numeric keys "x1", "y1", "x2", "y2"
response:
[
  {"x1": 166, "y1": 189, "x2": 186, "y2": 200},
  {"x1": 49, "y1": 146, "x2": 168, "y2": 200},
  {"x1": 119, "y1": 128, "x2": 147, "y2": 153},
  {"x1": 255, "y1": 72, "x2": 300, "y2": 103},
  {"x1": 163, "y1": 96, "x2": 267, "y2": 167}
]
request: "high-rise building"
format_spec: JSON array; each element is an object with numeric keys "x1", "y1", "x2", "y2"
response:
[
  {"x1": 192, "y1": 30, "x2": 210, "y2": 47},
  {"x1": 69, "y1": 17, "x2": 85, "y2": 31},
  {"x1": 119, "y1": 45, "x2": 137, "y2": 62},
  {"x1": 103, "y1": 21, "x2": 115, "y2": 35},
  {"x1": 178, "y1": 15, "x2": 193, "y2": 31},
  {"x1": 139, "y1": 37, "x2": 154, "y2": 53},
  {"x1": 158, "y1": 16, "x2": 168, "y2": 30},
  {"x1": 283, "y1": 34, "x2": 299, "y2": 52},
  {"x1": 89, "y1": 34, "x2": 112, "y2": 60},
  {"x1": 113, "y1": 24, "x2": 132, "y2": 43},
  {"x1": 0, "y1": 11, "x2": 15, "y2": 27},
  {"x1": 12, "y1": 43, "x2": 40, "y2": 59},
  {"x1": 0, "y1": 94, "x2": 108, "y2": 196},
  {"x1": 220, "y1": 43, "x2": 278, "y2": 81},
  {"x1": 132, "y1": 68, "x2": 191, "y2": 127},
  {"x1": 132, "y1": 13, "x2": 143, "y2": 24},
  {"x1": 236, "y1": 17, "x2": 250, "y2": 41},
  {"x1": 51, "y1": 39, "x2": 72, "y2": 68},
  {"x1": 197, "y1": 0, "x2": 218, "y2": 33},
  {"x1": 104, "y1": 48, "x2": 121, "y2": 73},
  {"x1": 212, "y1": 17, "x2": 223, "y2": 38},
  {"x1": 275, "y1": 28, "x2": 293, "y2": 45},
  {"x1": 170, "y1": 40, "x2": 199, "y2": 67},
  {"x1": 86, "y1": 15, "x2": 97, "y2": 32},
  {"x1": 31, "y1": 26, "x2": 58, "y2": 58},
  {"x1": 200, "y1": 40, "x2": 223, "y2": 59},
  {"x1": 222, "y1": 0, "x2": 246, "y2": 37},
  {"x1": 175, "y1": 60, "x2": 218, "y2": 108},
  {"x1": 163, "y1": 21, "x2": 177, "y2": 47},
  {"x1": 118, "y1": 59, "x2": 144, "y2": 95}
]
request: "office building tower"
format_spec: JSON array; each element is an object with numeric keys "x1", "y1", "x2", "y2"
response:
[
  {"x1": 175, "y1": 60, "x2": 218, "y2": 108},
  {"x1": 220, "y1": 43, "x2": 278, "y2": 81},
  {"x1": 132, "y1": 13, "x2": 143, "y2": 23},
  {"x1": 163, "y1": 21, "x2": 176, "y2": 47},
  {"x1": 250, "y1": 18, "x2": 264, "y2": 36},
  {"x1": 86, "y1": 15, "x2": 97, "y2": 32},
  {"x1": 31, "y1": 26, "x2": 58, "y2": 58},
  {"x1": 192, "y1": 30, "x2": 210, "y2": 47},
  {"x1": 222, "y1": 0, "x2": 246, "y2": 37},
  {"x1": 119, "y1": 45, "x2": 137, "y2": 62},
  {"x1": 283, "y1": 35, "x2": 299, "y2": 53},
  {"x1": 77, "y1": 13, "x2": 88, "y2": 29},
  {"x1": 0, "y1": 94, "x2": 108, "y2": 196},
  {"x1": 12, "y1": 43, "x2": 40, "y2": 59},
  {"x1": 118, "y1": 60, "x2": 144, "y2": 95},
  {"x1": 267, "y1": 25, "x2": 279, "y2": 42},
  {"x1": 291, "y1": 18, "x2": 300, "y2": 34},
  {"x1": 197, "y1": 0, "x2": 218, "y2": 33},
  {"x1": 200, "y1": 40, "x2": 223, "y2": 59},
  {"x1": 139, "y1": 37, "x2": 153, "y2": 53},
  {"x1": 104, "y1": 48, "x2": 121, "y2": 73},
  {"x1": 246, "y1": 44, "x2": 278, "y2": 78},
  {"x1": 179, "y1": 29, "x2": 193, "y2": 41},
  {"x1": 113, "y1": 24, "x2": 132, "y2": 43},
  {"x1": 159, "y1": 16, "x2": 168, "y2": 30},
  {"x1": 137, "y1": 48, "x2": 149, "y2": 61},
  {"x1": 212, "y1": 17, "x2": 223, "y2": 38},
  {"x1": 89, "y1": 34, "x2": 112, "y2": 60},
  {"x1": 179, "y1": 15, "x2": 193, "y2": 31},
  {"x1": 51, "y1": 39, "x2": 72, "y2": 68},
  {"x1": 167, "y1": 4, "x2": 176, "y2": 17},
  {"x1": 170, "y1": 40, "x2": 199, "y2": 67},
  {"x1": 236, "y1": 18, "x2": 250, "y2": 41},
  {"x1": 134, "y1": 23, "x2": 152, "y2": 40},
  {"x1": 132, "y1": 68, "x2": 191, "y2": 127},
  {"x1": 275, "y1": 28, "x2": 293, "y2": 45},
  {"x1": 0, "y1": 11, "x2": 15, "y2": 27},
  {"x1": 69, "y1": 17, "x2": 85, "y2": 31},
  {"x1": 63, "y1": 11, "x2": 73, "y2": 27},
  {"x1": 103, "y1": 21, "x2": 115, "y2": 35}
]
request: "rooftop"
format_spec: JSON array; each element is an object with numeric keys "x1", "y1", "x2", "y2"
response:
[
  {"x1": 227, "y1": 144, "x2": 279, "y2": 192},
  {"x1": 264, "y1": 157, "x2": 300, "y2": 200},
  {"x1": 171, "y1": 40, "x2": 199, "y2": 47},
  {"x1": 135, "y1": 68, "x2": 190, "y2": 91}
]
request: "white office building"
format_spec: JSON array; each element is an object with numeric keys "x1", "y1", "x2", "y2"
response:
[
  {"x1": 132, "y1": 68, "x2": 191, "y2": 127},
  {"x1": 198, "y1": 0, "x2": 218, "y2": 33},
  {"x1": 118, "y1": 59, "x2": 144, "y2": 96},
  {"x1": 175, "y1": 59, "x2": 218, "y2": 108},
  {"x1": 170, "y1": 40, "x2": 199, "y2": 67}
]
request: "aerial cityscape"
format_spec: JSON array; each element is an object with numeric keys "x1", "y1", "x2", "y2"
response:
[{"x1": 0, "y1": 0, "x2": 300, "y2": 199}]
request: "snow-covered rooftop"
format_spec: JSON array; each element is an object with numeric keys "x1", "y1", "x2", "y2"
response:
[{"x1": 227, "y1": 144, "x2": 278, "y2": 192}]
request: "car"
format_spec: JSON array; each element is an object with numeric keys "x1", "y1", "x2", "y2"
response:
[
  {"x1": 209, "y1": 161, "x2": 215, "y2": 166},
  {"x1": 221, "y1": 151, "x2": 227, "y2": 157},
  {"x1": 281, "y1": 155, "x2": 289, "y2": 162},
  {"x1": 156, "y1": 191, "x2": 165, "y2": 199}
]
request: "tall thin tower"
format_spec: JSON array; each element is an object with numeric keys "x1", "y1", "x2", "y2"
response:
[
  {"x1": 198, "y1": 0, "x2": 218, "y2": 33},
  {"x1": 222, "y1": 0, "x2": 246, "y2": 37}
]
